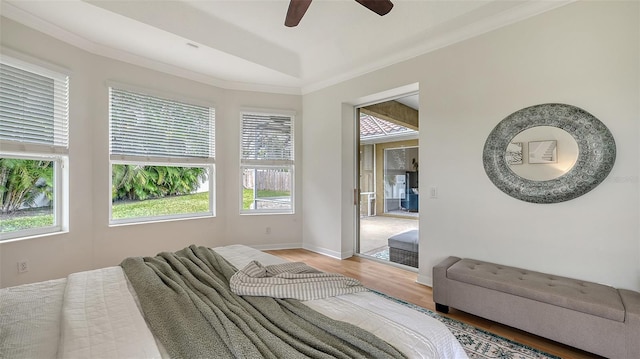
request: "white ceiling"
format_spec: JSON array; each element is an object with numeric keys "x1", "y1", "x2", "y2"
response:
[
  {"x1": 1, "y1": 0, "x2": 571, "y2": 94},
  {"x1": 395, "y1": 94, "x2": 419, "y2": 110}
]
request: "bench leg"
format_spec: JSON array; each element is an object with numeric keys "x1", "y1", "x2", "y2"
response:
[{"x1": 435, "y1": 303, "x2": 449, "y2": 313}]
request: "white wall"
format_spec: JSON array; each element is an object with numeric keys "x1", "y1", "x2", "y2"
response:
[
  {"x1": 0, "y1": 18, "x2": 303, "y2": 288},
  {"x1": 302, "y1": 1, "x2": 640, "y2": 290}
]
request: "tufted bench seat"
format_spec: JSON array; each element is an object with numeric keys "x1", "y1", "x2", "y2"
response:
[{"x1": 433, "y1": 256, "x2": 640, "y2": 359}]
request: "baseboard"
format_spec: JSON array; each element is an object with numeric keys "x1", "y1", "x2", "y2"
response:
[
  {"x1": 251, "y1": 242, "x2": 302, "y2": 251},
  {"x1": 417, "y1": 272, "x2": 433, "y2": 287},
  {"x1": 301, "y1": 244, "x2": 353, "y2": 259}
]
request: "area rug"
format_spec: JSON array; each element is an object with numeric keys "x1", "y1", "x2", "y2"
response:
[
  {"x1": 372, "y1": 291, "x2": 560, "y2": 359},
  {"x1": 364, "y1": 246, "x2": 390, "y2": 261}
]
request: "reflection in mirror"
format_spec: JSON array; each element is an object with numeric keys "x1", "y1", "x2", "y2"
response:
[
  {"x1": 483, "y1": 103, "x2": 616, "y2": 203},
  {"x1": 507, "y1": 126, "x2": 579, "y2": 181}
]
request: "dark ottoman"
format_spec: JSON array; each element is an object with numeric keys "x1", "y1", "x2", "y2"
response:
[{"x1": 387, "y1": 229, "x2": 418, "y2": 267}]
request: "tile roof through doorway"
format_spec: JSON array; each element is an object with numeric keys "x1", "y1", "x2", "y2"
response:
[{"x1": 359, "y1": 114, "x2": 417, "y2": 141}]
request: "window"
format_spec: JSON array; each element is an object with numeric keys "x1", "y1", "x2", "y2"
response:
[
  {"x1": 109, "y1": 87, "x2": 215, "y2": 224},
  {"x1": 240, "y1": 111, "x2": 294, "y2": 214},
  {"x1": 0, "y1": 54, "x2": 69, "y2": 241}
]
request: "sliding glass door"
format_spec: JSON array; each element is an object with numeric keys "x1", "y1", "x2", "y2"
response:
[{"x1": 355, "y1": 94, "x2": 420, "y2": 268}]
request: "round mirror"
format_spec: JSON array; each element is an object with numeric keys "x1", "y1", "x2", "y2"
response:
[{"x1": 483, "y1": 103, "x2": 616, "y2": 204}]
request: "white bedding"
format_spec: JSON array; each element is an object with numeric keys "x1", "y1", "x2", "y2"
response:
[
  {"x1": 58, "y1": 268, "x2": 161, "y2": 359},
  {"x1": 217, "y1": 245, "x2": 467, "y2": 359},
  {"x1": 0, "y1": 278, "x2": 66, "y2": 358},
  {"x1": 0, "y1": 245, "x2": 468, "y2": 359},
  {"x1": 306, "y1": 293, "x2": 464, "y2": 359}
]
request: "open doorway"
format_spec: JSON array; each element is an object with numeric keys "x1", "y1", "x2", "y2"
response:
[{"x1": 356, "y1": 93, "x2": 419, "y2": 268}]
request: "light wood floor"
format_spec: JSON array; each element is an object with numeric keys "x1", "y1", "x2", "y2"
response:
[{"x1": 265, "y1": 248, "x2": 603, "y2": 359}]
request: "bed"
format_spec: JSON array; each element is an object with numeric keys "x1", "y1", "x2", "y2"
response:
[{"x1": 1, "y1": 244, "x2": 468, "y2": 359}]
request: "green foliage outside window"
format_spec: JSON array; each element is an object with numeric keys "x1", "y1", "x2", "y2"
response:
[
  {"x1": 112, "y1": 164, "x2": 207, "y2": 201},
  {"x1": 0, "y1": 158, "x2": 53, "y2": 214}
]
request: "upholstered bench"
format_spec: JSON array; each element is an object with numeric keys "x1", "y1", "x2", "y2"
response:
[
  {"x1": 433, "y1": 256, "x2": 640, "y2": 359},
  {"x1": 387, "y1": 229, "x2": 418, "y2": 267}
]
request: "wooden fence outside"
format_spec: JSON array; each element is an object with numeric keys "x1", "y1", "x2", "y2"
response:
[{"x1": 242, "y1": 169, "x2": 291, "y2": 191}]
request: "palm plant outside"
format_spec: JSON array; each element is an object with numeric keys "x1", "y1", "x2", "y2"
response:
[
  {"x1": 0, "y1": 158, "x2": 55, "y2": 233},
  {"x1": 0, "y1": 158, "x2": 53, "y2": 214},
  {"x1": 111, "y1": 165, "x2": 207, "y2": 201},
  {"x1": 111, "y1": 165, "x2": 209, "y2": 220}
]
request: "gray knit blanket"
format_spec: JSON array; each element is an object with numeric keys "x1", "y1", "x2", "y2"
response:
[
  {"x1": 121, "y1": 245, "x2": 407, "y2": 359},
  {"x1": 230, "y1": 260, "x2": 367, "y2": 300}
]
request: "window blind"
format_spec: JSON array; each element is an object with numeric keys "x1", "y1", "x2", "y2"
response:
[
  {"x1": 109, "y1": 88, "x2": 215, "y2": 160},
  {"x1": 241, "y1": 113, "x2": 293, "y2": 162},
  {"x1": 0, "y1": 60, "x2": 69, "y2": 149}
]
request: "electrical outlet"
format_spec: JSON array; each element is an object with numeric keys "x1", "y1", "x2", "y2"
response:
[{"x1": 17, "y1": 260, "x2": 29, "y2": 273}]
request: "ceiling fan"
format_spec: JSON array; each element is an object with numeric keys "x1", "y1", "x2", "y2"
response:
[{"x1": 285, "y1": 0, "x2": 394, "y2": 27}]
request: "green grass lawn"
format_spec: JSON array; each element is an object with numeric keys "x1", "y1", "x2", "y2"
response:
[
  {"x1": 242, "y1": 189, "x2": 290, "y2": 210},
  {"x1": 111, "y1": 192, "x2": 210, "y2": 219},
  {"x1": 0, "y1": 213, "x2": 54, "y2": 232},
  {"x1": 1, "y1": 189, "x2": 290, "y2": 233}
]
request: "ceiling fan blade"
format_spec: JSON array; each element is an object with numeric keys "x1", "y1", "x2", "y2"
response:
[
  {"x1": 285, "y1": 0, "x2": 313, "y2": 27},
  {"x1": 355, "y1": 0, "x2": 394, "y2": 16}
]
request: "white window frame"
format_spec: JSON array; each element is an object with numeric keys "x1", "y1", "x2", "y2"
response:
[
  {"x1": 108, "y1": 84, "x2": 216, "y2": 225},
  {"x1": 240, "y1": 109, "x2": 295, "y2": 215},
  {"x1": 0, "y1": 52, "x2": 70, "y2": 242}
]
